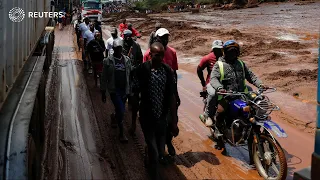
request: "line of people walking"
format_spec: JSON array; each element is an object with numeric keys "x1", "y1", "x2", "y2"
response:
[
  {"x1": 75, "y1": 15, "x2": 267, "y2": 179},
  {"x1": 98, "y1": 19, "x2": 180, "y2": 179}
]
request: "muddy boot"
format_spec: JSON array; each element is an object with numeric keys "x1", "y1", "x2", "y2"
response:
[
  {"x1": 110, "y1": 113, "x2": 117, "y2": 128},
  {"x1": 119, "y1": 123, "x2": 128, "y2": 143}
]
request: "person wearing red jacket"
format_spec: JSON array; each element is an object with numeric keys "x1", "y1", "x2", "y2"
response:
[{"x1": 119, "y1": 19, "x2": 128, "y2": 36}]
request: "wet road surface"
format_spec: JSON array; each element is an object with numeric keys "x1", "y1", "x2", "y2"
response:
[{"x1": 41, "y1": 26, "x2": 109, "y2": 179}]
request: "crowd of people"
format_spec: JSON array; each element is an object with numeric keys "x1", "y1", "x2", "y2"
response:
[
  {"x1": 103, "y1": 2, "x2": 126, "y2": 14},
  {"x1": 74, "y1": 13, "x2": 268, "y2": 179}
]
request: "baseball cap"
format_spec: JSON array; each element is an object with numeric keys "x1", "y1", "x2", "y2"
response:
[
  {"x1": 123, "y1": 29, "x2": 132, "y2": 35},
  {"x1": 212, "y1": 40, "x2": 223, "y2": 49},
  {"x1": 113, "y1": 38, "x2": 123, "y2": 47},
  {"x1": 155, "y1": 28, "x2": 170, "y2": 37}
]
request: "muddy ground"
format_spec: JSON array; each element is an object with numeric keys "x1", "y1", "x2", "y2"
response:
[
  {"x1": 104, "y1": 1, "x2": 319, "y2": 133},
  {"x1": 106, "y1": 1, "x2": 319, "y2": 108},
  {"x1": 41, "y1": 2, "x2": 318, "y2": 180}
]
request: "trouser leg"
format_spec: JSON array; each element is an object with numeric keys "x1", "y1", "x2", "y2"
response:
[
  {"x1": 144, "y1": 126, "x2": 160, "y2": 180},
  {"x1": 110, "y1": 90, "x2": 127, "y2": 136},
  {"x1": 130, "y1": 93, "x2": 139, "y2": 134},
  {"x1": 166, "y1": 113, "x2": 175, "y2": 156},
  {"x1": 204, "y1": 93, "x2": 217, "y2": 120},
  {"x1": 156, "y1": 122, "x2": 167, "y2": 159}
]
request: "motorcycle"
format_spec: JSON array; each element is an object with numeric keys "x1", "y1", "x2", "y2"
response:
[{"x1": 205, "y1": 87, "x2": 288, "y2": 180}]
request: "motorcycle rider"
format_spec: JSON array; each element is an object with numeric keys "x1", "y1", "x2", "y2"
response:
[
  {"x1": 209, "y1": 40, "x2": 267, "y2": 155},
  {"x1": 121, "y1": 23, "x2": 142, "y2": 40},
  {"x1": 198, "y1": 40, "x2": 224, "y2": 127}
]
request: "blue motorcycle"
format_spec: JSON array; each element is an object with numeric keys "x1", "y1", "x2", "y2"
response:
[{"x1": 212, "y1": 87, "x2": 288, "y2": 180}]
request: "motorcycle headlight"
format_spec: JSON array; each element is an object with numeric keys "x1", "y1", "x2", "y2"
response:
[{"x1": 248, "y1": 92, "x2": 257, "y2": 100}]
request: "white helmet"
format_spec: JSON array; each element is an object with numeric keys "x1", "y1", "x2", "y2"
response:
[{"x1": 212, "y1": 40, "x2": 223, "y2": 49}]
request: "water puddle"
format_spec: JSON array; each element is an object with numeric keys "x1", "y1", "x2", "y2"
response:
[
  {"x1": 179, "y1": 55, "x2": 203, "y2": 64},
  {"x1": 268, "y1": 91, "x2": 316, "y2": 124},
  {"x1": 277, "y1": 33, "x2": 300, "y2": 41}
]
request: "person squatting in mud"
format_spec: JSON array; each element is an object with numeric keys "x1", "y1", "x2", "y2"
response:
[
  {"x1": 100, "y1": 38, "x2": 132, "y2": 143},
  {"x1": 203, "y1": 40, "x2": 268, "y2": 163},
  {"x1": 143, "y1": 28, "x2": 180, "y2": 158},
  {"x1": 121, "y1": 29, "x2": 143, "y2": 136},
  {"x1": 133, "y1": 42, "x2": 178, "y2": 180}
]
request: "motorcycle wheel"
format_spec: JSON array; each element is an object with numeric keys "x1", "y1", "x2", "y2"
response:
[{"x1": 252, "y1": 134, "x2": 287, "y2": 180}]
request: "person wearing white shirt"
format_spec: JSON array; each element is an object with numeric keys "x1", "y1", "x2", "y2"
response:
[
  {"x1": 83, "y1": 23, "x2": 99, "y2": 72},
  {"x1": 106, "y1": 28, "x2": 123, "y2": 57},
  {"x1": 79, "y1": 18, "x2": 90, "y2": 38},
  {"x1": 83, "y1": 26, "x2": 99, "y2": 46}
]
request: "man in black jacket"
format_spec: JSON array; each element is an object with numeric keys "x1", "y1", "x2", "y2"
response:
[
  {"x1": 87, "y1": 32, "x2": 106, "y2": 86},
  {"x1": 133, "y1": 42, "x2": 178, "y2": 180},
  {"x1": 122, "y1": 29, "x2": 143, "y2": 136}
]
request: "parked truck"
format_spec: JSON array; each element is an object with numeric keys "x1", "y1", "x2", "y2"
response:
[
  {"x1": 0, "y1": 0, "x2": 55, "y2": 179},
  {"x1": 81, "y1": 0, "x2": 103, "y2": 22}
]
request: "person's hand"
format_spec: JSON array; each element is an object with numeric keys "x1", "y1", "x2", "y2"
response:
[
  {"x1": 101, "y1": 90, "x2": 106, "y2": 103},
  {"x1": 259, "y1": 84, "x2": 269, "y2": 89},
  {"x1": 202, "y1": 86, "x2": 207, "y2": 92},
  {"x1": 218, "y1": 88, "x2": 227, "y2": 93}
]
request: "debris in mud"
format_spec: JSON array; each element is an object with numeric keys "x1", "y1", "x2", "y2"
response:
[
  {"x1": 266, "y1": 69, "x2": 318, "y2": 81},
  {"x1": 270, "y1": 40, "x2": 305, "y2": 50},
  {"x1": 176, "y1": 37, "x2": 208, "y2": 51},
  {"x1": 224, "y1": 29, "x2": 242, "y2": 38},
  {"x1": 260, "y1": 53, "x2": 283, "y2": 63},
  {"x1": 295, "y1": 1, "x2": 315, "y2": 5}
]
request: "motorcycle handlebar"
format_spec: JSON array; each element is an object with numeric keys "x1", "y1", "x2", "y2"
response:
[{"x1": 216, "y1": 87, "x2": 277, "y2": 96}]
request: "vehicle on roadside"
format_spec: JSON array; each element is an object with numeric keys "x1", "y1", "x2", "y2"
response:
[
  {"x1": 205, "y1": 87, "x2": 288, "y2": 180},
  {"x1": 81, "y1": 0, "x2": 102, "y2": 22}
]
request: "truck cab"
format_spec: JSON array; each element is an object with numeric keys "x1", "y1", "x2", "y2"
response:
[{"x1": 81, "y1": 0, "x2": 102, "y2": 22}]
